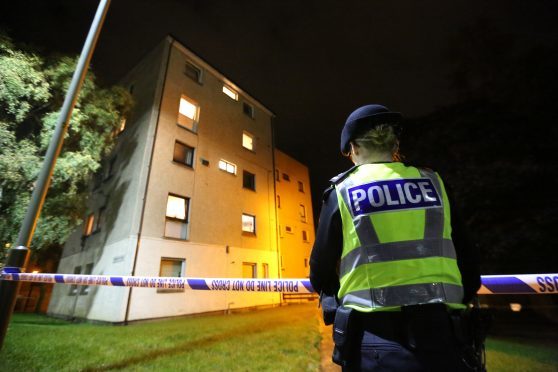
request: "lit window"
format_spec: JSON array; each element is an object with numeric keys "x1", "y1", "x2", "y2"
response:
[
  {"x1": 80, "y1": 263, "x2": 94, "y2": 295},
  {"x1": 222, "y1": 85, "x2": 238, "y2": 100},
  {"x1": 298, "y1": 181, "x2": 304, "y2": 193},
  {"x1": 242, "y1": 213, "x2": 256, "y2": 234},
  {"x1": 262, "y1": 263, "x2": 269, "y2": 278},
  {"x1": 69, "y1": 266, "x2": 81, "y2": 295},
  {"x1": 219, "y1": 159, "x2": 237, "y2": 175},
  {"x1": 282, "y1": 173, "x2": 290, "y2": 181},
  {"x1": 158, "y1": 258, "x2": 185, "y2": 293},
  {"x1": 242, "y1": 131, "x2": 254, "y2": 151},
  {"x1": 84, "y1": 214, "x2": 94, "y2": 236},
  {"x1": 302, "y1": 230, "x2": 308, "y2": 242},
  {"x1": 177, "y1": 95, "x2": 200, "y2": 131},
  {"x1": 243, "y1": 102, "x2": 254, "y2": 118},
  {"x1": 184, "y1": 61, "x2": 202, "y2": 83},
  {"x1": 119, "y1": 118, "x2": 126, "y2": 133},
  {"x1": 299, "y1": 204, "x2": 307, "y2": 222},
  {"x1": 243, "y1": 170, "x2": 256, "y2": 191},
  {"x1": 165, "y1": 195, "x2": 190, "y2": 240},
  {"x1": 173, "y1": 141, "x2": 195, "y2": 167},
  {"x1": 242, "y1": 262, "x2": 257, "y2": 278}
]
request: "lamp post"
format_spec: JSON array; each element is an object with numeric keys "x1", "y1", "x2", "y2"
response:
[{"x1": 0, "y1": 0, "x2": 112, "y2": 350}]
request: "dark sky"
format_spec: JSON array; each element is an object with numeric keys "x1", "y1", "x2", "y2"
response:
[{"x1": 1, "y1": 0, "x2": 557, "y2": 222}]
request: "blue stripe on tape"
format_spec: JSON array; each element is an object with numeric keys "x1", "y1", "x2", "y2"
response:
[
  {"x1": 188, "y1": 279, "x2": 210, "y2": 290},
  {"x1": 2, "y1": 267, "x2": 21, "y2": 274},
  {"x1": 110, "y1": 277, "x2": 125, "y2": 286},
  {"x1": 482, "y1": 276, "x2": 536, "y2": 293},
  {"x1": 301, "y1": 280, "x2": 314, "y2": 293},
  {"x1": 54, "y1": 275, "x2": 65, "y2": 283},
  {"x1": 12, "y1": 273, "x2": 19, "y2": 281}
]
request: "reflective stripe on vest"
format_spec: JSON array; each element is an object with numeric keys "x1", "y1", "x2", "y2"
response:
[{"x1": 336, "y1": 165, "x2": 464, "y2": 310}]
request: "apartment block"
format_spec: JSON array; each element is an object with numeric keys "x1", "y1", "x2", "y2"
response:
[{"x1": 47, "y1": 36, "x2": 314, "y2": 322}]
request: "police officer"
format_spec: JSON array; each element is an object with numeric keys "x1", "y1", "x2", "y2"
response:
[{"x1": 310, "y1": 104, "x2": 481, "y2": 371}]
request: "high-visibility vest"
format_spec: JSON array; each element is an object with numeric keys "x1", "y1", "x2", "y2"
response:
[{"x1": 334, "y1": 162, "x2": 465, "y2": 312}]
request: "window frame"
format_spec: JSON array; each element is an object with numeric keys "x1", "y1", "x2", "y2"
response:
[
  {"x1": 164, "y1": 194, "x2": 191, "y2": 240},
  {"x1": 241, "y1": 213, "x2": 256, "y2": 235},
  {"x1": 83, "y1": 213, "x2": 95, "y2": 237},
  {"x1": 173, "y1": 140, "x2": 195, "y2": 168},
  {"x1": 243, "y1": 102, "x2": 255, "y2": 118},
  {"x1": 184, "y1": 61, "x2": 203, "y2": 84},
  {"x1": 242, "y1": 131, "x2": 255, "y2": 151},
  {"x1": 157, "y1": 257, "x2": 186, "y2": 293},
  {"x1": 177, "y1": 95, "x2": 200, "y2": 132},
  {"x1": 242, "y1": 170, "x2": 256, "y2": 191},
  {"x1": 222, "y1": 85, "x2": 239, "y2": 101},
  {"x1": 218, "y1": 159, "x2": 237, "y2": 175}
]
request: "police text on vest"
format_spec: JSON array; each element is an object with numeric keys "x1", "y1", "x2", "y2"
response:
[{"x1": 347, "y1": 178, "x2": 441, "y2": 217}]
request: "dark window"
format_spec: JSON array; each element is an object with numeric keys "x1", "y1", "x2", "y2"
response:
[
  {"x1": 282, "y1": 173, "x2": 290, "y2": 181},
  {"x1": 243, "y1": 102, "x2": 254, "y2": 118},
  {"x1": 94, "y1": 208, "x2": 105, "y2": 232},
  {"x1": 243, "y1": 170, "x2": 256, "y2": 191},
  {"x1": 275, "y1": 170, "x2": 280, "y2": 182},
  {"x1": 184, "y1": 61, "x2": 202, "y2": 83},
  {"x1": 277, "y1": 195, "x2": 281, "y2": 208},
  {"x1": 285, "y1": 226, "x2": 292, "y2": 233},
  {"x1": 173, "y1": 141, "x2": 195, "y2": 167},
  {"x1": 80, "y1": 263, "x2": 94, "y2": 295},
  {"x1": 69, "y1": 266, "x2": 81, "y2": 295},
  {"x1": 302, "y1": 230, "x2": 308, "y2": 242},
  {"x1": 104, "y1": 156, "x2": 117, "y2": 180},
  {"x1": 298, "y1": 181, "x2": 304, "y2": 192}
]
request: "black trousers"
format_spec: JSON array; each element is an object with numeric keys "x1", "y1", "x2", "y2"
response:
[{"x1": 343, "y1": 305, "x2": 472, "y2": 372}]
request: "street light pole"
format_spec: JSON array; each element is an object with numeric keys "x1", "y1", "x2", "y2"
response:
[{"x1": 0, "y1": 0, "x2": 112, "y2": 350}]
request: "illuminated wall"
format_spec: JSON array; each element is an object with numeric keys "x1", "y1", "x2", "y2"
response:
[{"x1": 275, "y1": 150, "x2": 315, "y2": 279}]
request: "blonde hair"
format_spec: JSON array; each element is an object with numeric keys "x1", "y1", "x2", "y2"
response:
[{"x1": 353, "y1": 124, "x2": 402, "y2": 162}]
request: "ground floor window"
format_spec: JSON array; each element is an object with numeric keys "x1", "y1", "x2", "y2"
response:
[
  {"x1": 242, "y1": 262, "x2": 257, "y2": 278},
  {"x1": 158, "y1": 257, "x2": 185, "y2": 293}
]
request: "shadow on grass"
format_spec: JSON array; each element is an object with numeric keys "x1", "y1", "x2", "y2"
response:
[{"x1": 81, "y1": 318, "x2": 290, "y2": 371}]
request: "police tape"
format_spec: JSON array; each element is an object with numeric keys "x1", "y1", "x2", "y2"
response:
[
  {"x1": 1, "y1": 268, "x2": 557, "y2": 294},
  {"x1": 0, "y1": 268, "x2": 314, "y2": 293},
  {"x1": 478, "y1": 274, "x2": 558, "y2": 295}
]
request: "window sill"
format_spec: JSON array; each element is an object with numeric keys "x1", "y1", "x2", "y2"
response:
[
  {"x1": 163, "y1": 236, "x2": 189, "y2": 242},
  {"x1": 171, "y1": 160, "x2": 195, "y2": 170},
  {"x1": 241, "y1": 231, "x2": 256, "y2": 237},
  {"x1": 176, "y1": 123, "x2": 199, "y2": 134}
]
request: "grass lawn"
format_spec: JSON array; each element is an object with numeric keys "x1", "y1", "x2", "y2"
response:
[
  {"x1": 486, "y1": 337, "x2": 558, "y2": 372},
  {"x1": 1, "y1": 303, "x2": 557, "y2": 371},
  {"x1": 0, "y1": 303, "x2": 321, "y2": 371}
]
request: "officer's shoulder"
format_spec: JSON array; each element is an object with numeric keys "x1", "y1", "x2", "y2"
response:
[
  {"x1": 322, "y1": 166, "x2": 358, "y2": 201},
  {"x1": 329, "y1": 165, "x2": 359, "y2": 185}
]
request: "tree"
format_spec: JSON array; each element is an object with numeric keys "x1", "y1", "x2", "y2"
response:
[{"x1": 0, "y1": 33, "x2": 132, "y2": 263}]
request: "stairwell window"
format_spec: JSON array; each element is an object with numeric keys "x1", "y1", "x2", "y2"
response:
[
  {"x1": 165, "y1": 194, "x2": 190, "y2": 240},
  {"x1": 83, "y1": 213, "x2": 94, "y2": 236},
  {"x1": 177, "y1": 95, "x2": 200, "y2": 132},
  {"x1": 299, "y1": 204, "x2": 307, "y2": 222}
]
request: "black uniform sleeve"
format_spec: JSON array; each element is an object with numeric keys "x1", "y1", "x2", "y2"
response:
[
  {"x1": 445, "y1": 183, "x2": 482, "y2": 303},
  {"x1": 309, "y1": 187, "x2": 343, "y2": 296}
]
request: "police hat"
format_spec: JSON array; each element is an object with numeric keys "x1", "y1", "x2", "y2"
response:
[{"x1": 340, "y1": 104, "x2": 402, "y2": 154}]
